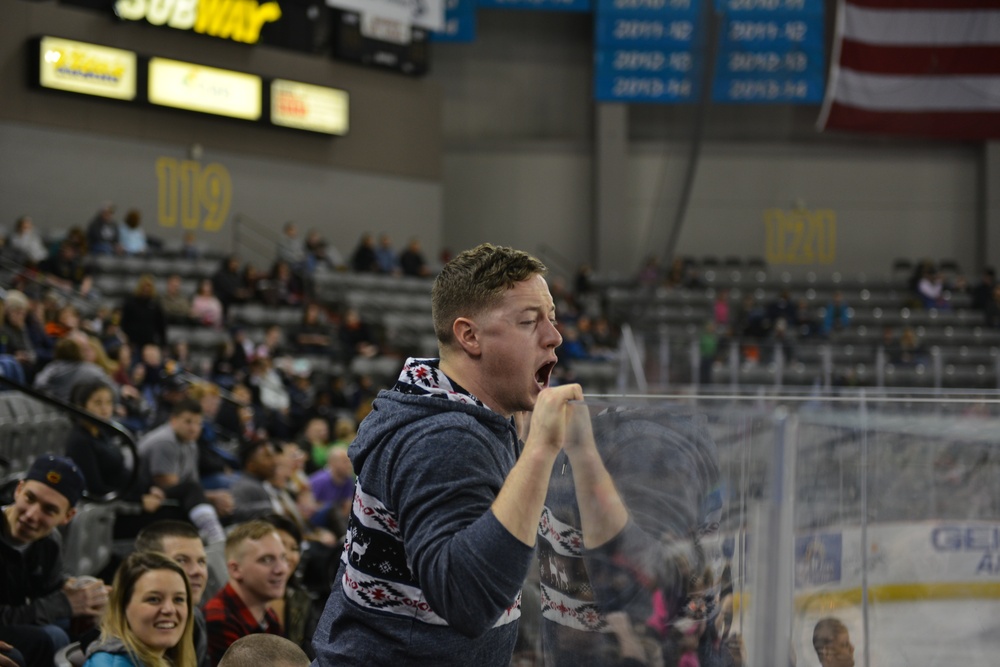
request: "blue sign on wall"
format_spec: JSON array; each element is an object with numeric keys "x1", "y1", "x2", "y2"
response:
[
  {"x1": 431, "y1": 0, "x2": 477, "y2": 42},
  {"x1": 477, "y1": 0, "x2": 593, "y2": 11},
  {"x1": 711, "y1": 1, "x2": 825, "y2": 104}
]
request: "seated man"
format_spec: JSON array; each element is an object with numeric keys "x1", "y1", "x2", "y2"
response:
[
  {"x1": 0, "y1": 455, "x2": 110, "y2": 667},
  {"x1": 229, "y1": 440, "x2": 282, "y2": 524},
  {"x1": 134, "y1": 520, "x2": 212, "y2": 667},
  {"x1": 123, "y1": 398, "x2": 231, "y2": 544},
  {"x1": 307, "y1": 445, "x2": 354, "y2": 530},
  {"x1": 203, "y1": 520, "x2": 290, "y2": 666}
]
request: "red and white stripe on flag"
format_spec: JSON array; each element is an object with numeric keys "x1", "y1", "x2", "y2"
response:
[{"x1": 818, "y1": 0, "x2": 1000, "y2": 140}]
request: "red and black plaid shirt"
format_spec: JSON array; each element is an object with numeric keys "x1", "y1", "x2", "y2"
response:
[{"x1": 203, "y1": 582, "x2": 284, "y2": 666}]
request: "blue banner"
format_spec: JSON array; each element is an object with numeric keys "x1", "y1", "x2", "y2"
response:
[
  {"x1": 594, "y1": 73, "x2": 699, "y2": 102},
  {"x1": 718, "y1": 45, "x2": 824, "y2": 77},
  {"x1": 477, "y1": 0, "x2": 593, "y2": 11},
  {"x1": 715, "y1": 0, "x2": 824, "y2": 16},
  {"x1": 713, "y1": 75, "x2": 824, "y2": 103},
  {"x1": 594, "y1": 15, "x2": 703, "y2": 47},
  {"x1": 595, "y1": 0, "x2": 698, "y2": 15},
  {"x1": 430, "y1": 0, "x2": 477, "y2": 42},
  {"x1": 720, "y1": 15, "x2": 824, "y2": 51},
  {"x1": 594, "y1": 48, "x2": 695, "y2": 76}
]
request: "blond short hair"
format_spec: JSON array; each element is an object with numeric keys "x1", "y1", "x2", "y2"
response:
[{"x1": 225, "y1": 520, "x2": 280, "y2": 562}]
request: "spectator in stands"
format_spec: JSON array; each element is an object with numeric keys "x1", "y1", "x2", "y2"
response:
[
  {"x1": 259, "y1": 515, "x2": 318, "y2": 659},
  {"x1": 126, "y1": 399, "x2": 231, "y2": 546},
  {"x1": 118, "y1": 209, "x2": 148, "y2": 256},
  {"x1": 795, "y1": 298, "x2": 820, "y2": 339},
  {"x1": 301, "y1": 416, "x2": 334, "y2": 471},
  {"x1": 203, "y1": 520, "x2": 289, "y2": 666},
  {"x1": 985, "y1": 285, "x2": 1000, "y2": 328},
  {"x1": 916, "y1": 264, "x2": 948, "y2": 309},
  {"x1": 41, "y1": 242, "x2": 93, "y2": 296},
  {"x1": 229, "y1": 440, "x2": 283, "y2": 523},
  {"x1": 192, "y1": 279, "x2": 225, "y2": 329},
  {"x1": 338, "y1": 308, "x2": 378, "y2": 360},
  {"x1": 308, "y1": 446, "x2": 354, "y2": 530},
  {"x1": 34, "y1": 335, "x2": 110, "y2": 402},
  {"x1": 1, "y1": 290, "x2": 38, "y2": 377},
  {"x1": 260, "y1": 260, "x2": 302, "y2": 307},
  {"x1": 212, "y1": 256, "x2": 251, "y2": 314},
  {"x1": 134, "y1": 521, "x2": 211, "y2": 667},
  {"x1": 767, "y1": 289, "x2": 797, "y2": 325},
  {"x1": 972, "y1": 268, "x2": 996, "y2": 311},
  {"x1": 895, "y1": 327, "x2": 926, "y2": 366},
  {"x1": 247, "y1": 357, "x2": 291, "y2": 438},
  {"x1": 374, "y1": 233, "x2": 399, "y2": 275},
  {"x1": 637, "y1": 255, "x2": 660, "y2": 288},
  {"x1": 699, "y1": 320, "x2": 719, "y2": 384},
  {"x1": 188, "y1": 382, "x2": 240, "y2": 491},
  {"x1": 821, "y1": 291, "x2": 852, "y2": 336},
  {"x1": 86, "y1": 203, "x2": 122, "y2": 256},
  {"x1": 8, "y1": 216, "x2": 49, "y2": 266},
  {"x1": 180, "y1": 232, "x2": 200, "y2": 260},
  {"x1": 65, "y1": 380, "x2": 163, "y2": 506},
  {"x1": 82, "y1": 551, "x2": 194, "y2": 667},
  {"x1": 399, "y1": 238, "x2": 430, "y2": 277},
  {"x1": 254, "y1": 325, "x2": 289, "y2": 361},
  {"x1": 663, "y1": 257, "x2": 688, "y2": 289},
  {"x1": 812, "y1": 618, "x2": 854, "y2": 667},
  {"x1": 121, "y1": 275, "x2": 167, "y2": 349},
  {"x1": 162, "y1": 275, "x2": 192, "y2": 324},
  {"x1": 276, "y1": 222, "x2": 306, "y2": 271},
  {"x1": 43, "y1": 303, "x2": 81, "y2": 339},
  {"x1": 712, "y1": 289, "x2": 730, "y2": 331},
  {"x1": 349, "y1": 233, "x2": 379, "y2": 273},
  {"x1": 293, "y1": 302, "x2": 335, "y2": 356},
  {"x1": 1, "y1": 455, "x2": 108, "y2": 665},
  {"x1": 216, "y1": 383, "x2": 259, "y2": 444},
  {"x1": 218, "y1": 632, "x2": 309, "y2": 667},
  {"x1": 25, "y1": 297, "x2": 54, "y2": 370},
  {"x1": 303, "y1": 230, "x2": 343, "y2": 273}
]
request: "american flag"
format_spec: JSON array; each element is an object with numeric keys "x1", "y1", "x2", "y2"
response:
[{"x1": 818, "y1": 0, "x2": 1000, "y2": 140}]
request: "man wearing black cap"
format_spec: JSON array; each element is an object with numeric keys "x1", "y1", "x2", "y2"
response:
[{"x1": 0, "y1": 454, "x2": 111, "y2": 667}]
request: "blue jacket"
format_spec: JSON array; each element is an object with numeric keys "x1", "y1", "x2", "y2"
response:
[
  {"x1": 83, "y1": 637, "x2": 139, "y2": 667},
  {"x1": 312, "y1": 389, "x2": 535, "y2": 666}
]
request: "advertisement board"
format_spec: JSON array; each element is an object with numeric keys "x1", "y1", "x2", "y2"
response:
[
  {"x1": 270, "y1": 79, "x2": 349, "y2": 135},
  {"x1": 148, "y1": 58, "x2": 262, "y2": 120},
  {"x1": 38, "y1": 36, "x2": 137, "y2": 101}
]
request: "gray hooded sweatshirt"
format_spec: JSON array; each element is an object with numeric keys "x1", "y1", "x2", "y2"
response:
[{"x1": 312, "y1": 388, "x2": 534, "y2": 666}]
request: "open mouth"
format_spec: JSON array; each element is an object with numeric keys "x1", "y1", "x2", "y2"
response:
[
  {"x1": 535, "y1": 361, "x2": 557, "y2": 389},
  {"x1": 154, "y1": 621, "x2": 177, "y2": 630}
]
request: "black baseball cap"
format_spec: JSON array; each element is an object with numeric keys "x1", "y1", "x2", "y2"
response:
[{"x1": 25, "y1": 454, "x2": 86, "y2": 507}]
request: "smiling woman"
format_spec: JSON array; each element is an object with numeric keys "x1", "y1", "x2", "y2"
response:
[{"x1": 83, "y1": 552, "x2": 196, "y2": 667}]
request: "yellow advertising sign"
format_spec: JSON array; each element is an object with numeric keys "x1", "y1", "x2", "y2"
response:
[
  {"x1": 270, "y1": 79, "x2": 349, "y2": 135},
  {"x1": 764, "y1": 208, "x2": 837, "y2": 265},
  {"x1": 148, "y1": 58, "x2": 262, "y2": 120},
  {"x1": 38, "y1": 36, "x2": 137, "y2": 100},
  {"x1": 114, "y1": 0, "x2": 281, "y2": 44},
  {"x1": 156, "y1": 157, "x2": 231, "y2": 232}
]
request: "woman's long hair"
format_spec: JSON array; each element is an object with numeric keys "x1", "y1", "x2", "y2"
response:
[{"x1": 100, "y1": 551, "x2": 196, "y2": 667}]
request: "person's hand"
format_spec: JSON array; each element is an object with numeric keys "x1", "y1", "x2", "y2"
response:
[
  {"x1": 526, "y1": 384, "x2": 583, "y2": 454},
  {"x1": 205, "y1": 489, "x2": 234, "y2": 516},
  {"x1": 563, "y1": 399, "x2": 598, "y2": 460},
  {"x1": 63, "y1": 579, "x2": 109, "y2": 618},
  {"x1": 726, "y1": 632, "x2": 746, "y2": 667},
  {"x1": 142, "y1": 486, "x2": 166, "y2": 513},
  {"x1": 0, "y1": 641, "x2": 19, "y2": 667}
]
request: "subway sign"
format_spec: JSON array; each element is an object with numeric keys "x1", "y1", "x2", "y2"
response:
[{"x1": 114, "y1": 0, "x2": 282, "y2": 44}]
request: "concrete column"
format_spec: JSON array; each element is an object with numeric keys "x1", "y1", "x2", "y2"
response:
[
  {"x1": 985, "y1": 142, "x2": 1000, "y2": 271},
  {"x1": 593, "y1": 103, "x2": 630, "y2": 274}
]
